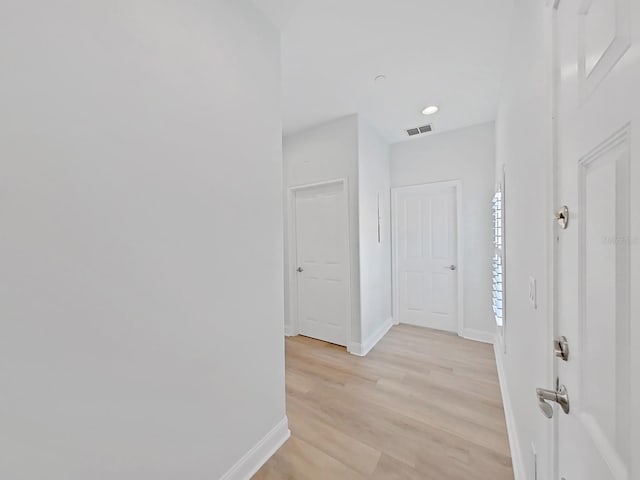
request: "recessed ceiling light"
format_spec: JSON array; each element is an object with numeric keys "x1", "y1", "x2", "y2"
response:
[{"x1": 422, "y1": 105, "x2": 439, "y2": 115}]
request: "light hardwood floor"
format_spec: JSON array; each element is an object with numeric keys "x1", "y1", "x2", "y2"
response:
[{"x1": 254, "y1": 325, "x2": 513, "y2": 480}]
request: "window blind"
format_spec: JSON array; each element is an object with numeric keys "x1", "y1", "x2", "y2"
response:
[{"x1": 492, "y1": 190, "x2": 504, "y2": 326}]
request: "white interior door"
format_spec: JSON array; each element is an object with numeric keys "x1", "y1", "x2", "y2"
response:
[
  {"x1": 392, "y1": 183, "x2": 458, "y2": 332},
  {"x1": 552, "y1": 0, "x2": 639, "y2": 478},
  {"x1": 294, "y1": 181, "x2": 350, "y2": 346}
]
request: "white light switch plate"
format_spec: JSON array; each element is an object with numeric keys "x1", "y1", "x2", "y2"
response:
[{"x1": 528, "y1": 276, "x2": 537, "y2": 309}]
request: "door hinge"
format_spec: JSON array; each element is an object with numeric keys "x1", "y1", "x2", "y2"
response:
[
  {"x1": 554, "y1": 336, "x2": 570, "y2": 361},
  {"x1": 555, "y1": 206, "x2": 569, "y2": 229}
]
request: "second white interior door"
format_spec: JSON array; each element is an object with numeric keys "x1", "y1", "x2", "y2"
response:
[
  {"x1": 393, "y1": 183, "x2": 458, "y2": 332},
  {"x1": 294, "y1": 181, "x2": 350, "y2": 346}
]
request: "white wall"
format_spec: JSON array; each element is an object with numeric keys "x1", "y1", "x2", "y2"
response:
[
  {"x1": 0, "y1": 1, "x2": 287, "y2": 479},
  {"x1": 358, "y1": 119, "x2": 392, "y2": 345},
  {"x1": 283, "y1": 115, "x2": 361, "y2": 343},
  {"x1": 390, "y1": 122, "x2": 496, "y2": 338},
  {"x1": 494, "y1": 1, "x2": 554, "y2": 479}
]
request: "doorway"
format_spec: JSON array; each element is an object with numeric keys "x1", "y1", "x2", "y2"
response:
[
  {"x1": 288, "y1": 180, "x2": 351, "y2": 346},
  {"x1": 392, "y1": 181, "x2": 462, "y2": 333}
]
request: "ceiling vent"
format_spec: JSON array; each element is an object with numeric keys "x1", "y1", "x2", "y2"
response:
[{"x1": 407, "y1": 124, "x2": 433, "y2": 136}]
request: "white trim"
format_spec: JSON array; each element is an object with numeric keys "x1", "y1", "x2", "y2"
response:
[
  {"x1": 461, "y1": 328, "x2": 495, "y2": 344},
  {"x1": 285, "y1": 178, "x2": 353, "y2": 347},
  {"x1": 494, "y1": 336, "x2": 526, "y2": 480},
  {"x1": 548, "y1": 6, "x2": 560, "y2": 479},
  {"x1": 288, "y1": 177, "x2": 349, "y2": 192},
  {"x1": 349, "y1": 317, "x2": 393, "y2": 357},
  {"x1": 219, "y1": 416, "x2": 290, "y2": 480},
  {"x1": 391, "y1": 180, "x2": 464, "y2": 335}
]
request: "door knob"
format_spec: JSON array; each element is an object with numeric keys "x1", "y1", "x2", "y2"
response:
[
  {"x1": 536, "y1": 381, "x2": 570, "y2": 418},
  {"x1": 296, "y1": 267, "x2": 304, "y2": 273},
  {"x1": 444, "y1": 265, "x2": 457, "y2": 271}
]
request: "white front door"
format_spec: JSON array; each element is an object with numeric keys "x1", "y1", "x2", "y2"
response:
[
  {"x1": 392, "y1": 183, "x2": 458, "y2": 332},
  {"x1": 552, "y1": 0, "x2": 639, "y2": 478},
  {"x1": 293, "y1": 181, "x2": 350, "y2": 346}
]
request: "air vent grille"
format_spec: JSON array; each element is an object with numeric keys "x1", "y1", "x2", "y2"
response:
[{"x1": 406, "y1": 124, "x2": 433, "y2": 136}]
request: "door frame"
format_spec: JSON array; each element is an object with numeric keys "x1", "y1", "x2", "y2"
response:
[
  {"x1": 548, "y1": 2, "x2": 560, "y2": 478},
  {"x1": 285, "y1": 178, "x2": 353, "y2": 347},
  {"x1": 391, "y1": 180, "x2": 464, "y2": 335}
]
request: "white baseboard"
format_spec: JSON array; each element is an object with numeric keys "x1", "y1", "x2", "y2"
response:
[
  {"x1": 494, "y1": 336, "x2": 526, "y2": 480},
  {"x1": 284, "y1": 325, "x2": 296, "y2": 337},
  {"x1": 461, "y1": 328, "x2": 496, "y2": 344},
  {"x1": 348, "y1": 317, "x2": 393, "y2": 357},
  {"x1": 219, "y1": 416, "x2": 290, "y2": 480}
]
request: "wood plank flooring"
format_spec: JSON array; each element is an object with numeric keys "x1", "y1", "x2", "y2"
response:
[{"x1": 254, "y1": 325, "x2": 514, "y2": 480}]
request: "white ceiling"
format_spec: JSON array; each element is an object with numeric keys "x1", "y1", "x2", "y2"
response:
[{"x1": 252, "y1": 0, "x2": 513, "y2": 143}]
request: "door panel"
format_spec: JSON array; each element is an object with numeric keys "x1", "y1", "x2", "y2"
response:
[
  {"x1": 405, "y1": 197, "x2": 424, "y2": 259},
  {"x1": 431, "y1": 272, "x2": 450, "y2": 315},
  {"x1": 553, "y1": 0, "x2": 638, "y2": 477},
  {"x1": 583, "y1": 0, "x2": 617, "y2": 76},
  {"x1": 294, "y1": 182, "x2": 349, "y2": 346},
  {"x1": 578, "y1": 0, "x2": 631, "y2": 96},
  {"x1": 406, "y1": 271, "x2": 425, "y2": 311},
  {"x1": 393, "y1": 184, "x2": 458, "y2": 332}
]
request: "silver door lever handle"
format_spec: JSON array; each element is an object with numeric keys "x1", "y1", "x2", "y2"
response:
[
  {"x1": 444, "y1": 265, "x2": 457, "y2": 271},
  {"x1": 296, "y1": 267, "x2": 303, "y2": 272},
  {"x1": 536, "y1": 384, "x2": 570, "y2": 418}
]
